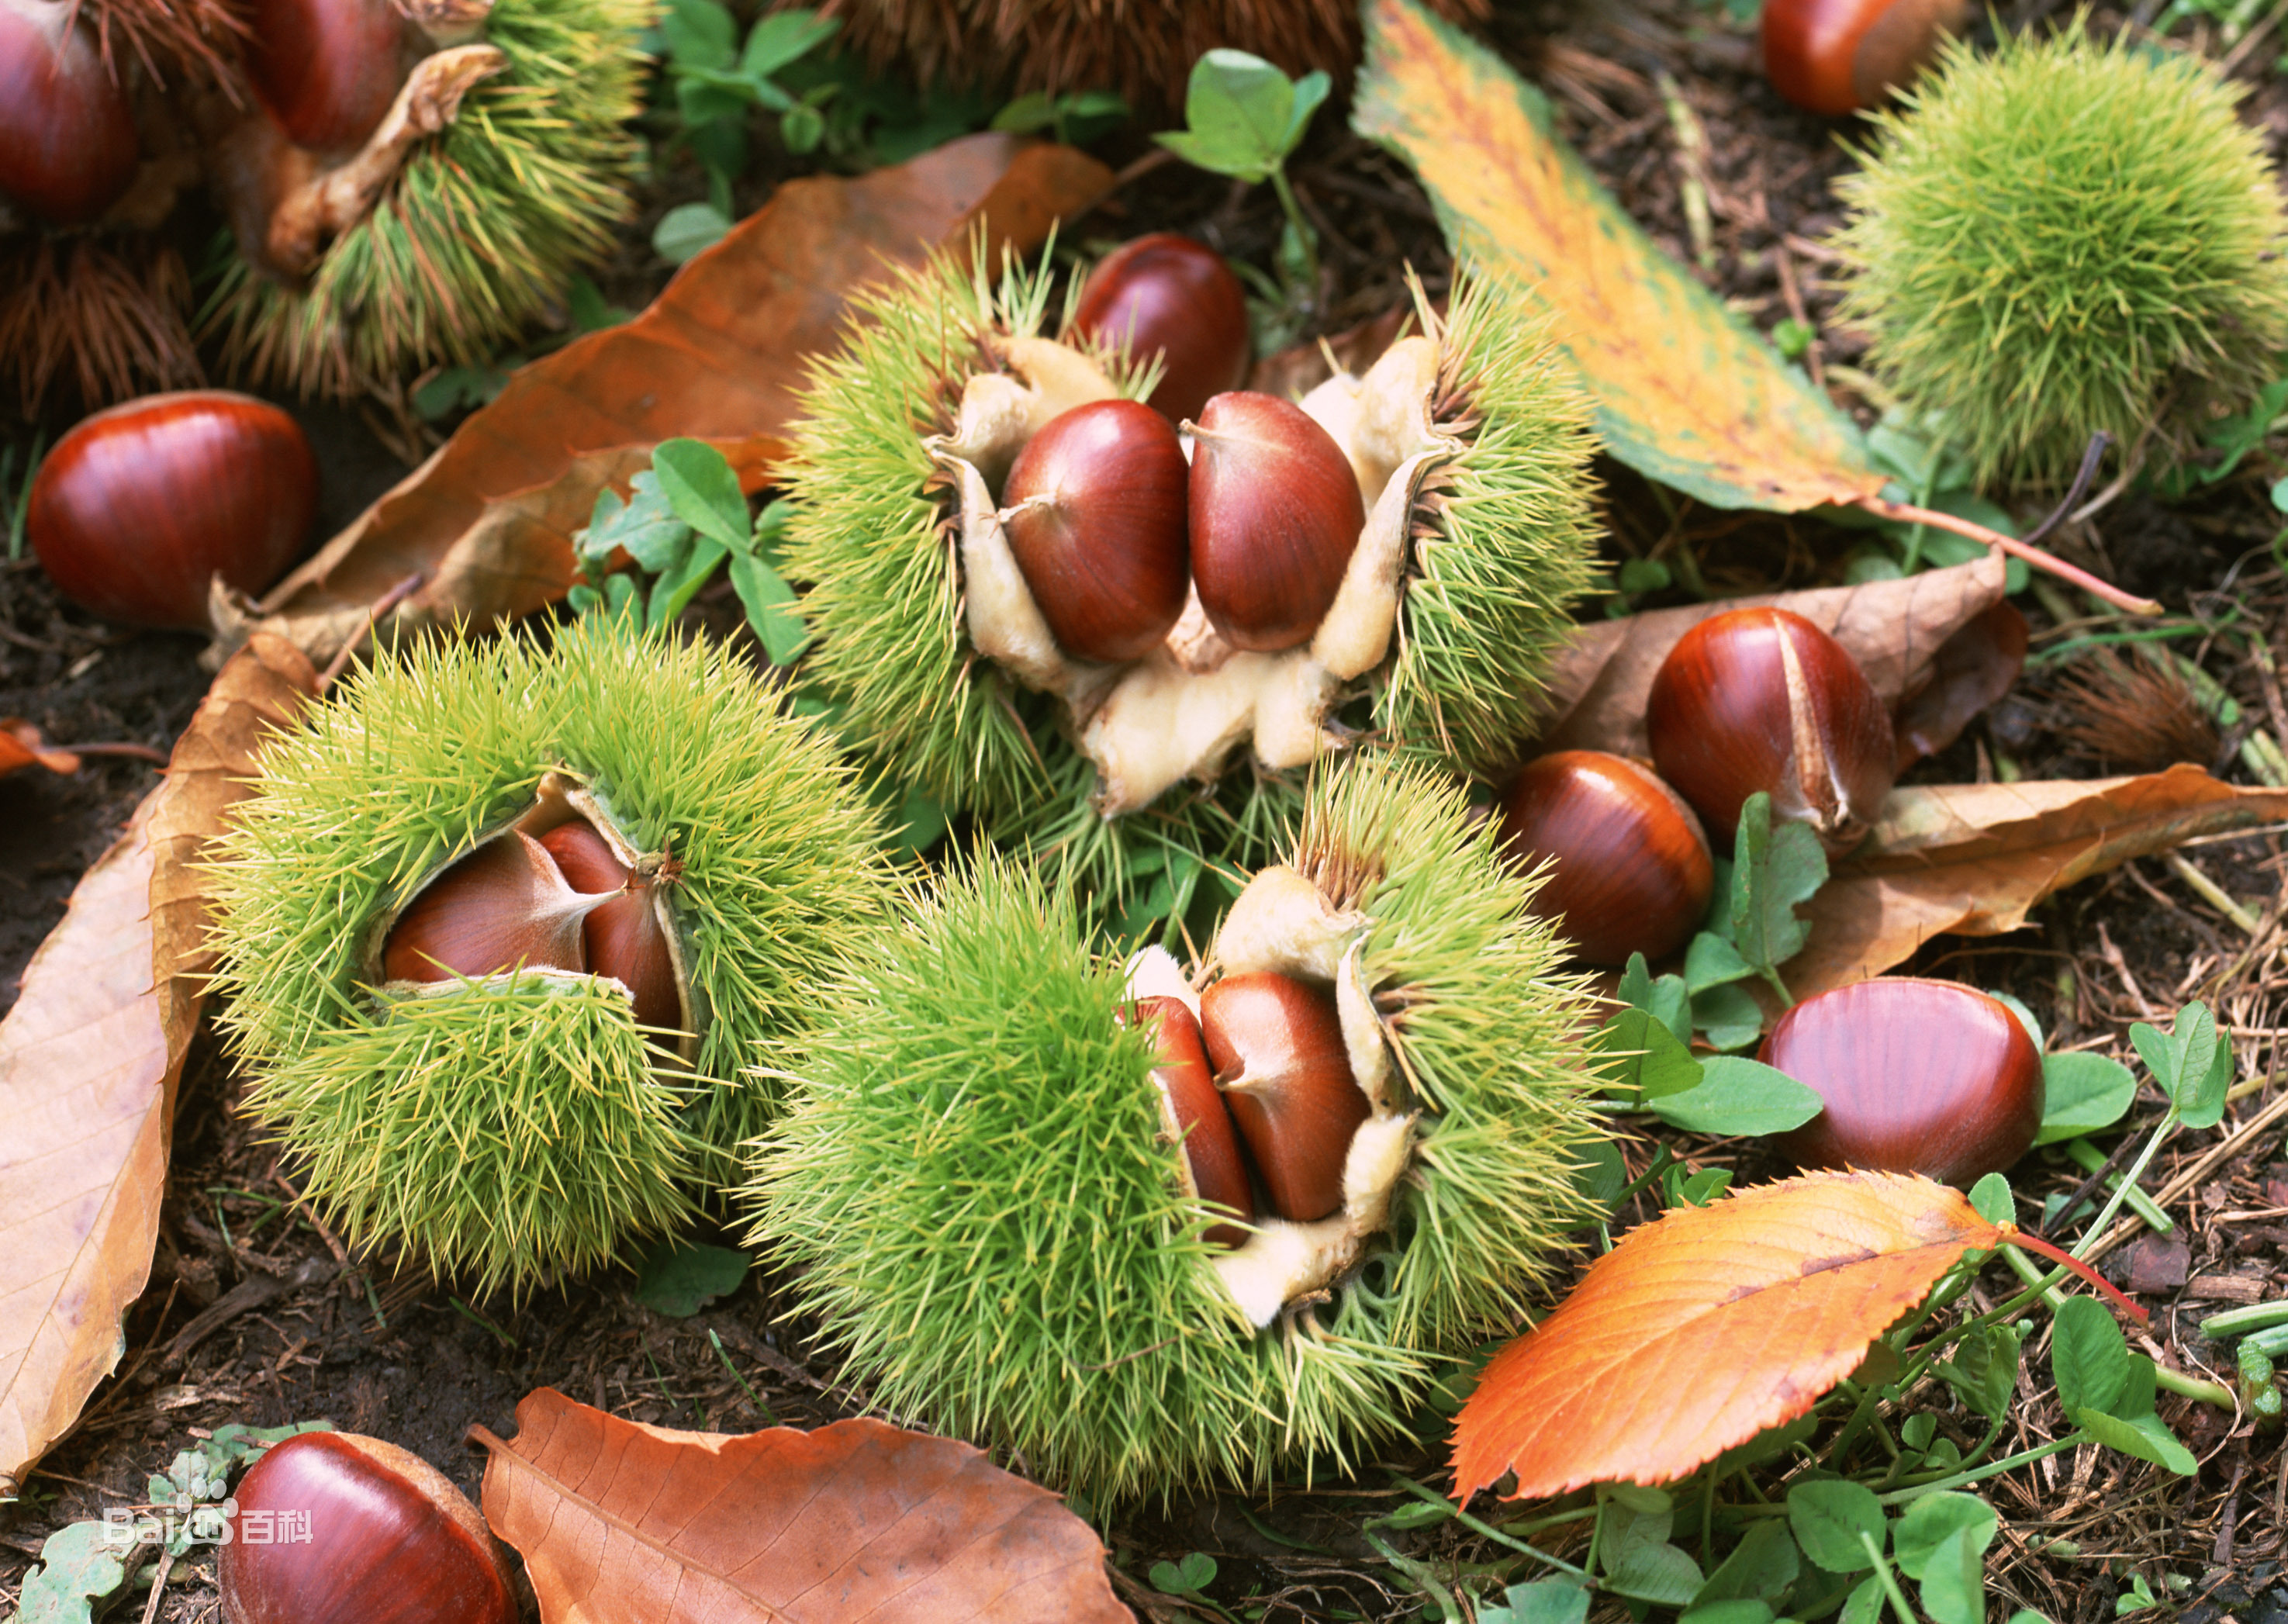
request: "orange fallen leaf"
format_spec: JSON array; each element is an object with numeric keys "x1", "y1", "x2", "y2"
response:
[
  {"x1": 1452, "y1": 1172, "x2": 2003, "y2": 1501},
  {"x1": 0, "y1": 636, "x2": 315, "y2": 1494},
  {"x1": 473, "y1": 1387, "x2": 1130, "y2": 1624},
  {"x1": 1788, "y1": 765, "x2": 2288, "y2": 999},
  {"x1": 0, "y1": 719, "x2": 83, "y2": 777},
  {"x1": 1353, "y1": 0, "x2": 1878, "y2": 515},
  {"x1": 229, "y1": 133, "x2": 1113, "y2": 669},
  {"x1": 1520, "y1": 555, "x2": 2010, "y2": 763}
]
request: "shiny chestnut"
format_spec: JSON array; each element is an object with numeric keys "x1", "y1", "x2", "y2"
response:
[
  {"x1": 537, "y1": 819, "x2": 683, "y2": 1035},
  {"x1": 1000, "y1": 398, "x2": 1191, "y2": 663},
  {"x1": 1764, "y1": 977, "x2": 2044, "y2": 1187},
  {"x1": 1132, "y1": 995, "x2": 1253, "y2": 1248},
  {"x1": 219, "y1": 1430, "x2": 515, "y2": 1624},
  {"x1": 28, "y1": 392, "x2": 319, "y2": 632},
  {"x1": 1646, "y1": 606, "x2": 1895, "y2": 854},
  {"x1": 0, "y1": 0, "x2": 140, "y2": 225},
  {"x1": 383, "y1": 829, "x2": 607, "y2": 984},
  {"x1": 1200, "y1": 971, "x2": 1370, "y2": 1223},
  {"x1": 1187, "y1": 391, "x2": 1365, "y2": 654},
  {"x1": 1762, "y1": 0, "x2": 1965, "y2": 116},
  {"x1": 247, "y1": 0, "x2": 409, "y2": 150},
  {"x1": 1500, "y1": 751, "x2": 1713, "y2": 967},
  {"x1": 1071, "y1": 233, "x2": 1252, "y2": 426}
]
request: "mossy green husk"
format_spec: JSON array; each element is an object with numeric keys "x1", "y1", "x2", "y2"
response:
[
  {"x1": 1834, "y1": 19, "x2": 2288, "y2": 489},
  {"x1": 777, "y1": 248, "x2": 1598, "y2": 904},
  {"x1": 207, "y1": 619, "x2": 890, "y2": 1294},
  {"x1": 207, "y1": 0, "x2": 649, "y2": 396},
  {"x1": 748, "y1": 755, "x2": 1604, "y2": 1501}
]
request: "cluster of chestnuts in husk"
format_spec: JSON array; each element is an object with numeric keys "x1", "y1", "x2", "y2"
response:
[
  {"x1": 206, "y1": 617, "x2": 894, "y2": 1292},
  {"x1": 748, "y1": 755, "x2": 1606, "y2": 1501},
  {"x1": 0, "y1": 0, "x2": 647, "y2": 407},
  {"x1": 778, "y1": 232, "x2": 1601, "y2": 885}
]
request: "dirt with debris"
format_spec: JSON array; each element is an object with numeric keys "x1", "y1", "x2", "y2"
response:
[{"x1": 4, "y1": 2, "x2": 2286, "y2": 1620}]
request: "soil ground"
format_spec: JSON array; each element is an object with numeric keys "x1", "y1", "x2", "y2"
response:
[{"x1": 5, "y1": 2, "x2": 2288, "y2": 1620}]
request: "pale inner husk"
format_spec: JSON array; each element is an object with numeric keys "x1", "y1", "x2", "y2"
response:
[
  {"x1": 1125, "y1": 863, "x2": 1419, "y2": 1329},
  {"x1": 931, "y1": 332, "x2": 1458, "y2": 816},
  {"x1": 363, "y1": 769, "x2": 700, "y2": 1063}
]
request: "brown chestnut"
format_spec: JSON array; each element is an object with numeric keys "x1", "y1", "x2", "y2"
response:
[
  {"x1": 1646, "y1": 606, "x2": 1896, "y2": 855},
  {"x1": 537, "y1": 819, "x2": 683, "y2": 1035},
  {"x1": 1764, "y1": 977, "x2": 2044, "y2": 1188},
  {"x1": 382, "y1": 828, "x2": 609, "y2": 984},
  {"x1": 1499, "y1": 750, "x2": 1714, "y2": 967},
  {"x1": 1761, "y1": 0, "x2": 1965, "y2": 116},
  {"x1": 1199, "y1": 971, "x2": 1370, "y2": 1223},
  {"x1": 1000, "y1": 399, "x2": 1191, "y2": 663},
  {"x1": 0, "y1": 0, "x2": 140, "y2": 225},
  {"x1": 247, "y1": 0, "x2": 409, "y2": 151},
  {"x1": 1132, "y1": 995, "x2": 1253, "y2": 1248},
  {"x1": 1187, "y1": 391, "x2": 1365, "y2": 654},
  {"x1": 219, "y1": 1430, "x2": 515, "y2": 1624},
  {"x1": 1070, "y1": 233, "x2": 1252, "y2": 427},
  {"x1": 28, "y1": 391, "x2": 319, "y2": 632}
]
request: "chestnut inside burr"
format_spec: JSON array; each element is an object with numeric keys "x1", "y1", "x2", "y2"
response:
[
  {"x1": 1132, "y1": 995, "x2": 1254, "y2": 1248},
  {"x1": 372, "y1": 776, "x2": 696, "y2": 1052},
  {"x1": 1200, "y1": 970, "x2": 1373, "y2": 1225}
]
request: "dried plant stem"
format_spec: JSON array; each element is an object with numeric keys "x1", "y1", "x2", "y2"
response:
[{"x1": 1852, "y1": 493, "x2": 2162, "y2": 614}]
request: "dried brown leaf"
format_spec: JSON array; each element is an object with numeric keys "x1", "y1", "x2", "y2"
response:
[
  {"x1": 1788, "y1": 765, "x2": 2288, "y2": 997},
  {"x1": 0, "y1": 636, "x2": 315, "y2": 1492},
  {"x1": 227, "y1": 133, "x2": 1113, "y2": 669},
  {"x1": 1519, "y1": 554, "x2": 2009, "y2": 762},
  {"x1": 474, "y1": 1387, "x2": 1130, "y2": 1623}
]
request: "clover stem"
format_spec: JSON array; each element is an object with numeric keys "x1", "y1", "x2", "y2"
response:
[{"x1": 1851, "y1": 493, "x2": 2162, "y2": 615}]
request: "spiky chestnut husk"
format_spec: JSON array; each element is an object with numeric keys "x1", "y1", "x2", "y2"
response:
[
  {"x1": 778, "y1": 245, "x2": 1598, "y2": 906},
  {"x1": 0, "y1": 237, "x2": 202, "y2": 414},
  {"x1": 206, "y1": 618, "x2": 892, "y2": 1294},
  {"x1": 746, "y1": 755, "x2": 1605, "y2": 1501},
  {"x1": 204, "y1": 0, "x2": 647, "y2": 398},
  {"x1": 804, "y1": 0, "x2": 1484, "y2": 110},
  {"x1": 1831, "y1": 19, "x2": 2288, "y2": 489}
]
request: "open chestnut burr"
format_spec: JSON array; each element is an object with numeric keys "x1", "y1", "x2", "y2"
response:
[
  {"x1": 1070, "y1": 233, "x2": 1251, "y2": 427},
  {"x1": 1761, "y1": 0, "x2": 1966, "y2": 116},
  {"x1": 1764, "y1": 977, "x2": 2044, "y2": 1187},
  {"x1": 1199, "y1": 971, "x2": 1371, "y2": 1223},
  {"x1": 1647, "y1": 606, "x2": 1896, "y2": 855},
  {"x1": 219, "y1": 1431, "x2": 515, "y2": 1624},
  {"x1": 1498, "y1": 750, "x2": 1714, "y2": 967}
]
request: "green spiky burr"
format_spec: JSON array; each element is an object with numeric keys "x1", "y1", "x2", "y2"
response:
[
  {"x1": 206, "y1": 617, "x2": 893, "y2": 1294},
  {"x1": 1832, "y1": 19, "x2": 2288, "y2": 490},
  {"x1": 747, "y1": 753, "x2": 1606, "y2": 1501},
  {"x1": 776, "y1": 244, "x2": 1598, "y2": 909},
  {"x1": 206, "y1": 0, "x2": 649, "y2": 398}
]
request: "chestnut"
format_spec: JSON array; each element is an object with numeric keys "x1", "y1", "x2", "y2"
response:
[
  {"x1": 1132, "y1": 995, "x2": 1253, "y2": 1248},
  {"x1": 382, "y1": 828, "x2": 608, "y2": 984},
  {"x1": 1000, "y1": 399, "x2": 1191, "y2": 663},
  {"x1": 247, "y1": 0, "x2": 410, "y2": 151},
  {"x1": 537, "y1": 818, "x2": 683, "y2": 1035},
  {"x1": 1764, "y1": 977, "x2": 2044, "y2": 1188},
  {"x1": 1646, "y1": 606, "x2": 1895, "y2": 854},
  {"x1": 219, "y1": 1430, "x2": 514, "y2": 1624},
  {"x1": 1070, "y1": 233, "x2": 1252, "y2": 427},
  {"x1": 0, "y1": 0, "x2": 141, "y2": 225},
  {"x1": 1498, "y1": 750, "x2": 1713, "y2": 967},
  {"x1": 27, "y1": 392, "x2": 319, "y2": 632},
  {"x1": 1199, "y1": 971, "x2": 1370, "y2": 1223},
  {"x1": 1187, "y1": 392, "x2": 1365, "y2": 654},
  {"x1": 1761, "y1": 0, "x2": 1965, "y2": 116}
]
